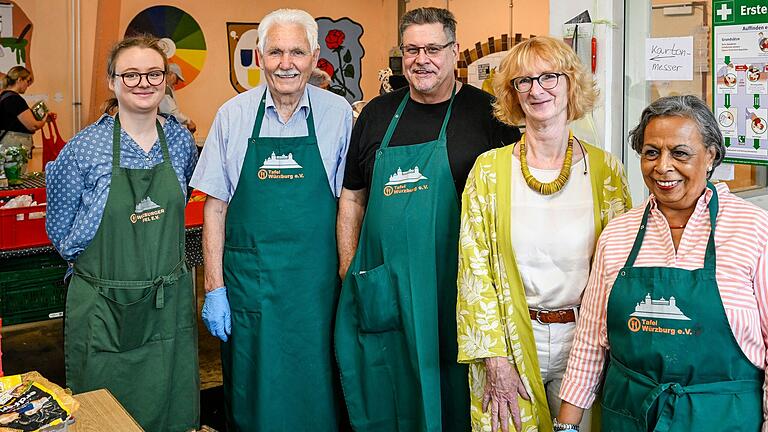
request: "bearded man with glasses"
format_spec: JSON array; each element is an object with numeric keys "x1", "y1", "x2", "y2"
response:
[{"x1": 335, "y1": 7, "x2": 520, "y2": 431}]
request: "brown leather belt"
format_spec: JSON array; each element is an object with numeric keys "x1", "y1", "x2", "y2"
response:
[{"x1": 529, "y1": 308, "x2": 577, "y2": 324}]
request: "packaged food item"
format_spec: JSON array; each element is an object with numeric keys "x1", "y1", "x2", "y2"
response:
[
  {"x1": 0, "y1": 195, "x2": 34, "y2": 209},
  {"x1": 0, "y1": 372, "x2": 78, "y2": 432},
  {"x1": 2, "y1": 147, "x2": 28, "y2": 186}
]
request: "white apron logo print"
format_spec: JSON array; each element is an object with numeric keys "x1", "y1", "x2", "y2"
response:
[
  {"x1": 260, "y1": 152, "x2": 303, "y2": 169},
  {"x1": 130, "y1": 196, "x2": 165, "y2": 224},
  {"x1": 627, "y1": 293, "x2": 696, "y2": 336},
  {"x1": 383, "y1": 166, "x2": 429, "y2": 196},
  {"x1": 386, "y1": 167, "x2": 427, "y2": 185},
  {"x1": 631, "y1": 293, "x2": 691, "y2": 320},
  {"x1": 258, "y1": 152, "x2": 305, "y2": 180}
]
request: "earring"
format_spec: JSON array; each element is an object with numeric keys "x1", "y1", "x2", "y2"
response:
[{"x1": 707, "y1": 166, "x2": 713, "y2": 172}]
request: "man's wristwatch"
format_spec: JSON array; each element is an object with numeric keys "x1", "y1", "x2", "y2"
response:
[{"x1": 553, "y1": 418, "x2": 579, "y2": 431}]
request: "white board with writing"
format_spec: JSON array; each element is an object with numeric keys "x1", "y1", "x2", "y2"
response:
[{"x1": 645, "y1": 36, "x2": 694, "y2": 81}]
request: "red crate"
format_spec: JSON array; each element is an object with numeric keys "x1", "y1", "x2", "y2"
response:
[
  {"x1": 185, "y1": 190, "x2": 206, "y2": 227},
  {"x1": 0, "y1": 188, "x2": 50, "y2": 250}
]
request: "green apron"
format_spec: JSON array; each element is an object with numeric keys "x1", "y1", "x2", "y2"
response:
[
  {"x1": 221, "y1": 93, "x2": 340, "y2": 431},
  {"x1": 601, "y1": 183, "x2": 763, "y2": 431},
  {"x1": 65, "y1": 115, "x2": 199, "y2": 432},
  {"x1": 335, "y1": 87, "x2": 470, "y2": 431}
]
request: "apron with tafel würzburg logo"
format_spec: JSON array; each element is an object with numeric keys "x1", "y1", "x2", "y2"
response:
[
  {"x1": 220, "y1": 94, "x2": 342, "y2": 431},
  {"x1": 65, "y1": 114, "x2": 199, "y2": 432},
  {"x1": 601, "y1": 183, "x2": 762, "y2": 432},
  {"x1": 335, "y1": 86, "x2": 471, "y2": 431}
]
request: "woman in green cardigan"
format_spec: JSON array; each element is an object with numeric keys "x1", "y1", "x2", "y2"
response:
[{"x1": 456, "y1": 36, "x2": 632, "y2": 432}]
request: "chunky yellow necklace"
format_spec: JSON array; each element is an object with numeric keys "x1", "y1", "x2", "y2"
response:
[{"x1": 519, "y1": 130, "x2": 574, "y2": 195}]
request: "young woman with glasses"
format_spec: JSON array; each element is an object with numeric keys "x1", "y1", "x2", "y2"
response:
[
  {"x1": 456, "y1": 35, "x2": 632, "y2": 431},
  {"x1": 45, "y1": 35, "x2": 199, "y2": 432}
]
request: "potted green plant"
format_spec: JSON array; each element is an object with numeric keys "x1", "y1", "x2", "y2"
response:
[{"x1": 3, "y1": 145, "x2": 28, "y2": 185}]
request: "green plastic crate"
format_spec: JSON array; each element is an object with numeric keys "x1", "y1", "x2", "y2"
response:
[
  {"x1": 0, "y1": 266, "x2": 67, "y2": 325},
  {"x1": 0, "y1": 253, "x2": 67, "y2": 272}
]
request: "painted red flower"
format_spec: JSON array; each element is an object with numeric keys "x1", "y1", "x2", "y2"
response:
[
  {"x1": 325, "y1": 29, "x2": 345, "y2": 50},
  {"x1": 317, "y1": 58, "x2": 335, "y2": 78}
]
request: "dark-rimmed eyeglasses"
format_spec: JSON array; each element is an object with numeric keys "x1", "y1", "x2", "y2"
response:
[
  {"x1": 511, "y1": 72, "x2": 565, "y2": 93},
  {"x1": 113, "y1": 70, "x2": 166, "y2": 88},
  {"x1": 399, "y1": 41, "x2": 455, "y2": 58}
]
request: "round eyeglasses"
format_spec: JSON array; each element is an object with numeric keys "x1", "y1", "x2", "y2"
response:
[
  {"x1": 113, "y1": 70, "x2": 166, "y2": 88},
  {"x1": 511, "y1": 72, "x2": 565, "y2": 93}
]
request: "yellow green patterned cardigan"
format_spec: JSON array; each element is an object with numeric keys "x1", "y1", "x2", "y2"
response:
[{"x1": 457, "y1": 141, "x2": 632, "y2": 432}]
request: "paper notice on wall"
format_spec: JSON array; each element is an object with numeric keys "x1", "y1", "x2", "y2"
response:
[
  {"x1": 645, "y1": 36, "x2": 694, "y2": 81},
  {"x1": 712, "y1": 163, "x2": 735, "y2": 181}
]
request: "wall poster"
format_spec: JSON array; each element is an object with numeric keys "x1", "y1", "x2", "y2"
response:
[{"x1": 713, "y1": 0, "x2": 768, "y2": 165}]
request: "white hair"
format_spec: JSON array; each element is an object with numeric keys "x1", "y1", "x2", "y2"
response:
[{"x1": 257, "y1": 9, "x2": 319, "y2": 53}]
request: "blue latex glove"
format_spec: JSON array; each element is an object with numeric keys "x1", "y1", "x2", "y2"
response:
[{"x1": 202, "y1": 286, "x2": 231, "y2": 342}]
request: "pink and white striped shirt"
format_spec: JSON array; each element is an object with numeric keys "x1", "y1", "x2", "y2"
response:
[{"x1": 560, "y1": 183, "x2": 768, "y2": 422}]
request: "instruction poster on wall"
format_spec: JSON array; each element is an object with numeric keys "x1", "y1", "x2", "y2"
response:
[{"x1": 713, "y1": 0, "x2": 768, "y2": 164}]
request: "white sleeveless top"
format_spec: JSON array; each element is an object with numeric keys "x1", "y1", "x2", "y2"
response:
[{"x1": 509, "y1": 154, "x2": 595, "y2": 309}]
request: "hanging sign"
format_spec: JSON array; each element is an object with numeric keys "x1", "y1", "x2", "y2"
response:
[
  {"x1": 645, "y1": 36, "x2": 694, "y2": 80},
  {"x1": 713, "y1": 0, "x2": 768, "y2": 165}
]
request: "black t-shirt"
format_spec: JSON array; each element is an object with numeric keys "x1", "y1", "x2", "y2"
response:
[
  {"x1": 344, "y1": 84, "x2": 521, "y2": 195},
  {"x1": 0, "y1": 91, "x2": 32, "y2": 133}
]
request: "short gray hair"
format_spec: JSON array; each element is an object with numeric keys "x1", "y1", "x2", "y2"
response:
[
  {"x1": 258, "y1": 9, "x2": 319, "y2": 54},
  {"x1": 629, "y1": 95, "x2": 725, "y2": 179},
  {"x1": 399, "y1": 7, "x2": 456, "y2": 42}
]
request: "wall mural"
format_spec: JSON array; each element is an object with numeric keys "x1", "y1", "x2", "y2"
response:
[
  {"x1": 125, "y1": 6, "x2": 207, "y2": 90},
  {"x1": 316, "y1": 17, "x2": 364, "y2": 102},
  {"x1": 0, "y1": 2, "x2": 33, "y2": 74},
  {"x1": 227, "y1": 17, "x2": 365, "y2": 103},
  {"x1": 227, "y1": 22, "x2": 261, "y2": 94}
]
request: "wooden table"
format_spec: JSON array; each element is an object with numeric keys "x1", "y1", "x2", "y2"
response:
[{"x1": 71, "y1": 389, "x2": 143, "y2": 431}]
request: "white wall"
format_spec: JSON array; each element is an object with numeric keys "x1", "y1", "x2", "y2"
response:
[
  {"x1": 549, "y1": 1, "x2": 624, "y2": 154},
  {"x1": 549, "y1": 0, "x2": 650, "y2": 205}
]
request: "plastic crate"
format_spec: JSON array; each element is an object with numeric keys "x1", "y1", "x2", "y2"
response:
[
  {"x1": 185, "y1": 190, "x2": 206, "y2": 227},
  {"x1": 1, "y1": 253, "x2": 66, "y2": 272},
  {"x1": 0, "y1": 188, "x2": 50, "y2": 251},
  {"x1": 0, "y1": 266, "x2": 67, "y2": 326}
]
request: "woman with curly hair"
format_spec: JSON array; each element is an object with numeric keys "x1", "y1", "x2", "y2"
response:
[{"x1": 456, "y1": 36, "x2": 632, "y2": 432}]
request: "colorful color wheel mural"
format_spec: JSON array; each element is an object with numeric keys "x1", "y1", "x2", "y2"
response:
[{"x1": 125, "y1": 6, "x2": 206, "y2": 90}]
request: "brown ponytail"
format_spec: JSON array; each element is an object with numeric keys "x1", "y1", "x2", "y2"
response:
[{"x1": 101, "y1": 97, "x2": 119, "y2": 115}]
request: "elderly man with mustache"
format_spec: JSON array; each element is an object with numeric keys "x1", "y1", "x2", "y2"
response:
[{"x1": 189, "y1": 8, "x2": 353, "y2": 432}]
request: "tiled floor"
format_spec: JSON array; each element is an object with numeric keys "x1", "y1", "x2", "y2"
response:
[{"x1": 2, "y1": 265, "x2": 228, "y2": 431}]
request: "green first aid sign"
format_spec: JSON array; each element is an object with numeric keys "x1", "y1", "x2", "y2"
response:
[
  {"x1": 713, "y1": 0, "x2": 768, "y2": 165},
  {"x1": 715, "y1": 0, "x2": 768, "y2": 26}
]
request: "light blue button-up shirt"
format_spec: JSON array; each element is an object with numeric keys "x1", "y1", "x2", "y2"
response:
[{"x1": 190, "y1": 84, "x2": 353, "y2": 200}]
